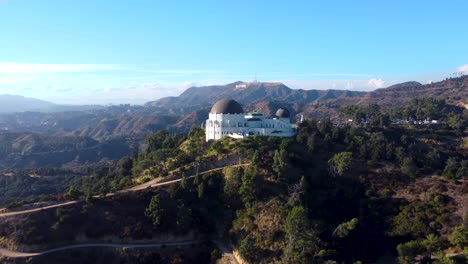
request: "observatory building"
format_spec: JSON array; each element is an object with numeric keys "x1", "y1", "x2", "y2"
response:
[{"x1": 205, "y1": 99, "x2": 296, "y2": 141}]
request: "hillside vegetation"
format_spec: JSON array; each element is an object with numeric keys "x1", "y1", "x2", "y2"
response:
[{"x1": 0, "y1": 97, "x2": 466, "y2": 264}]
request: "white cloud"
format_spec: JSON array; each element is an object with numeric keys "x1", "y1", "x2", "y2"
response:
[
  {"x1": 366, "y1": 78, "x2": 385, "y2": 88},
  {"x1": 345, "y1": 82, "x2": 355, "y2": 89},
  {"x1": 457, "y1": 64, "x2": 468, "y2": 74},
  {"x1": 0, "y1": 63, "x2": 117, "y2": 74}
]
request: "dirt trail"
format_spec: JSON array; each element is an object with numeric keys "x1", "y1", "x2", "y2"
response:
[
  {"x1": 0, "y1": 163, "x2": 250, "y2": 218},
  {"x1": 0, "y1": 240, "x2": 204, "y2": 258}
]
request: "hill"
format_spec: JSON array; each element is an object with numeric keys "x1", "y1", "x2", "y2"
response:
[
  {"x1": 0, "y1": 107, "x2": 180, "y2": 141},
  {"x1": 326, "y1": 75, "x2": 468, "y2": 110},
  {"x1": 147, "y1": 76, "x2": 468, "y2": 129},
  {"x1": 0, "y1": 94, "x2": 104, "y2": 113},
  {"x1": 0, "y1": 132, "x2": 131, "y2": 169},
  {"x1": 145, "y1": 81, "x2": 365, "y2": 115},
  {"x1": 0, "y1": 119, "x2": 466, "y2": 263},
  {"x1": 0, "y1": 95, "x2": 57, "y2": 113}
]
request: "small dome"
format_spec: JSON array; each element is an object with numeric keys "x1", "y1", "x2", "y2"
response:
[
  {"x1": 211, "y1": 99, "x2": 244, "y2": 114},
  {"x1": 276, "y1": 108, "x2": 290, "y2": 118}
]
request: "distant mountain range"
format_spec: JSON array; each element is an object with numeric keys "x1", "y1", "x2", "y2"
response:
[{"x1": 0, "y1": 94, "x2": 103, "y2": 113}]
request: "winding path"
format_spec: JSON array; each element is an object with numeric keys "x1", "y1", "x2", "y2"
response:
[
  {"x1": 0, "y1": 163, "x2": 250, "y2": 218},
  {"x1": 0, "y1": 240, "x2": 204, "y2": 258},
  {"x1": 0, "y1": 163, "x2": 249, "y2": 263}
]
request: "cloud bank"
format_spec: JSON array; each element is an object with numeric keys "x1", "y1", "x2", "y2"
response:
[{"x1": 457, "y1": 64, "x2": 468, "y2": 74}]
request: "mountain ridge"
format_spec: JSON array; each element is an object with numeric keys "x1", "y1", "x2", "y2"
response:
[
  {"x1": 145, "y1": 81, "x2": 366, "y2": 113},
  {"x1": 0, "y1": 94, "x2": 57, "y2": 113},
  {"x1": 0, "y1": 94, "x2": 103, "y2": 113}
]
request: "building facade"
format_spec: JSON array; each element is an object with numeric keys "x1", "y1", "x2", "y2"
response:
[{"x1": 205, "y1": 99, "x2": 296, "y2": 141}]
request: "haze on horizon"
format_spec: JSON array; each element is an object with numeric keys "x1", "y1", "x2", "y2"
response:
[{"x1": 0, "y1": 0, "x2": 467, "y2": 105}]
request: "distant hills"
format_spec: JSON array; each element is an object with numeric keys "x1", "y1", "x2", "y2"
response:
[
  {"x1": 150, "y1": 76, "x2": 468, "y2": 128},
  {"x1": 0, "y1": 94, "x2": 103, "y2": 113},
  {"x1": 0, "y1": 76, "x2": 466, "y2": 168},
  {"x1": 0, "y1": 132, "x2": 131, "y2": 169},
  {"x1": 0, "y1": 94, "x2": 57, "y2": 113},
  {"x1": 325, "y1": 76, "x2": 468, "y2": 110},
  {"x1": 145, "y1": 81, "x2": 365, "y2": 115},
  {"x1": 1, "y1": 76, "x2": 466, "y2": 138}
]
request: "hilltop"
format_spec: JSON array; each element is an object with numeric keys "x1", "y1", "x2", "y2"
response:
[
  {"x1": 325, "y1": 75, "x2": 468, "y2": 110},
  {"x1": 3, "y1": 76, "x2": 466, "y2": 137},
  {"x1": 155, "y1": 76, "x2": 468, "y2": 129},
  {"x1": 0, "y1": 95, "x2": 57, "y2": 113},
  {"x1": 145, "y1": 81, "x2": 365, "y2": 115},
  {"x1": 0, "y1": 94, "x2": 104, "y2": 113}
]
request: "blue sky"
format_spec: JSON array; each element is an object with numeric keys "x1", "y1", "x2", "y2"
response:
[{"x1": 0, "y1": 0, "x2": 467, "y2": 104}]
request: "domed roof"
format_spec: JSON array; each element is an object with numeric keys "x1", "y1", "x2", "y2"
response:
[
  {"x1": 210, "y1": 99, "x2": 244, "y2": 114},
  {"x1": 276, "y1": 108, "x2": 290, "y2": 118}
]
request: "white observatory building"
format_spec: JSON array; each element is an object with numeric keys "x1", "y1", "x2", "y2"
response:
[{"x1": 205, "y1": 99, "x2": 296, "y2": 141}]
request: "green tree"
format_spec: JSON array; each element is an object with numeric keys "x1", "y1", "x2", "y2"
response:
[
  {"x1": 397, "y1": 240, "x2": 422, "y2": 264},
  {"x1": 239, "y1": 165, "x2": 258, "y2": 208},
  {"x1": 176, "y1": 203, "x2": 192, "y2": 234},
  {"x1": 252, "y1": 150, "x2": 260, "y2": 166},
  {"x1": 328, "y1": 152, "x2": 353, "y2": 176},
  {"x1": 401, "y1": 158, "x2": 418, "y2": 178},
  {"x1": 67, "y1": 184, "x2": 82, "y2": 200},
  {"x1": 146, "y1": 129, "x2": 170, "y2": 152},
  {"x1": 283, "y1": 206, "x2": 321, "y2": 263},
  {"x1": 390, "y1": 201, "x2": 432, "y2": 238},
  {"x1": 272, "y1": 148, "x2": 287, "y2": 182},
  {"x1": 145, "y1": 194, "x2": 165, "y2": 227},
  {"x1": 443, "y1": 158, "x2": 459, "y2": 179},
  {"x1": 447, "y1": 113, "x2": 464, "y2": 132},
  {"x1": 421, "y1": 234, "x2": 442, "y2": 253},
  {"x1": 333, "y1": 218, "x2": 359, "y2": 238},
  {"x1": 238, "y1": 235, "x2": 259, "y2": 263},
  {"x1": 456, "y1": 160, "x2": 468, "y2": 179},
  {"x1": 224, "y1": 167, "x2": 243, "y2": 206},
  {"x1": 448, "y1": 225, "x2": 468, "y2": 248},
  {"x1": 433, "y1": 251, "x2": 456, "y2": 264}
]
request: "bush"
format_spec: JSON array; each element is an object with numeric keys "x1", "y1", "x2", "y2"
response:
[
  {"x1": 448, "y1": 225, "x2": 468, "y2": 248},
  {"x1": 397, "y1": 240, "x2": 422, "y2": 264}
]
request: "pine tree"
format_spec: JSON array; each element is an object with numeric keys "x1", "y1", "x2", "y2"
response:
[
  {"x1": 239, "y1": 165, "x2": 258, "y2": 208},
  {"x1": 283, "y1": 206, "x2": 321, "y2": 263},
  {"x1": 145, "y1": 194, "x2": 165, "y2": 227}
]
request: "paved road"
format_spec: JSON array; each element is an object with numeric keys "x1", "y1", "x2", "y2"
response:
[
  {"x1": 0, "y1": 240, "x2": 204, "y2": 258},
  {"x1": 0, "y1": 163, "x2": 250, "y2": 218}
]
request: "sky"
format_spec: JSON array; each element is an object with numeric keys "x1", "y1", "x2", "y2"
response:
[{"x1": 0, "y1": 0, "x2": 467, "y2": 105}]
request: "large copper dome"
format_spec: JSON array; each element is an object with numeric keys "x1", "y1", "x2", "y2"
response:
[{"x1": 210, "y1": 99, "x2": 244, "y2": 114}]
